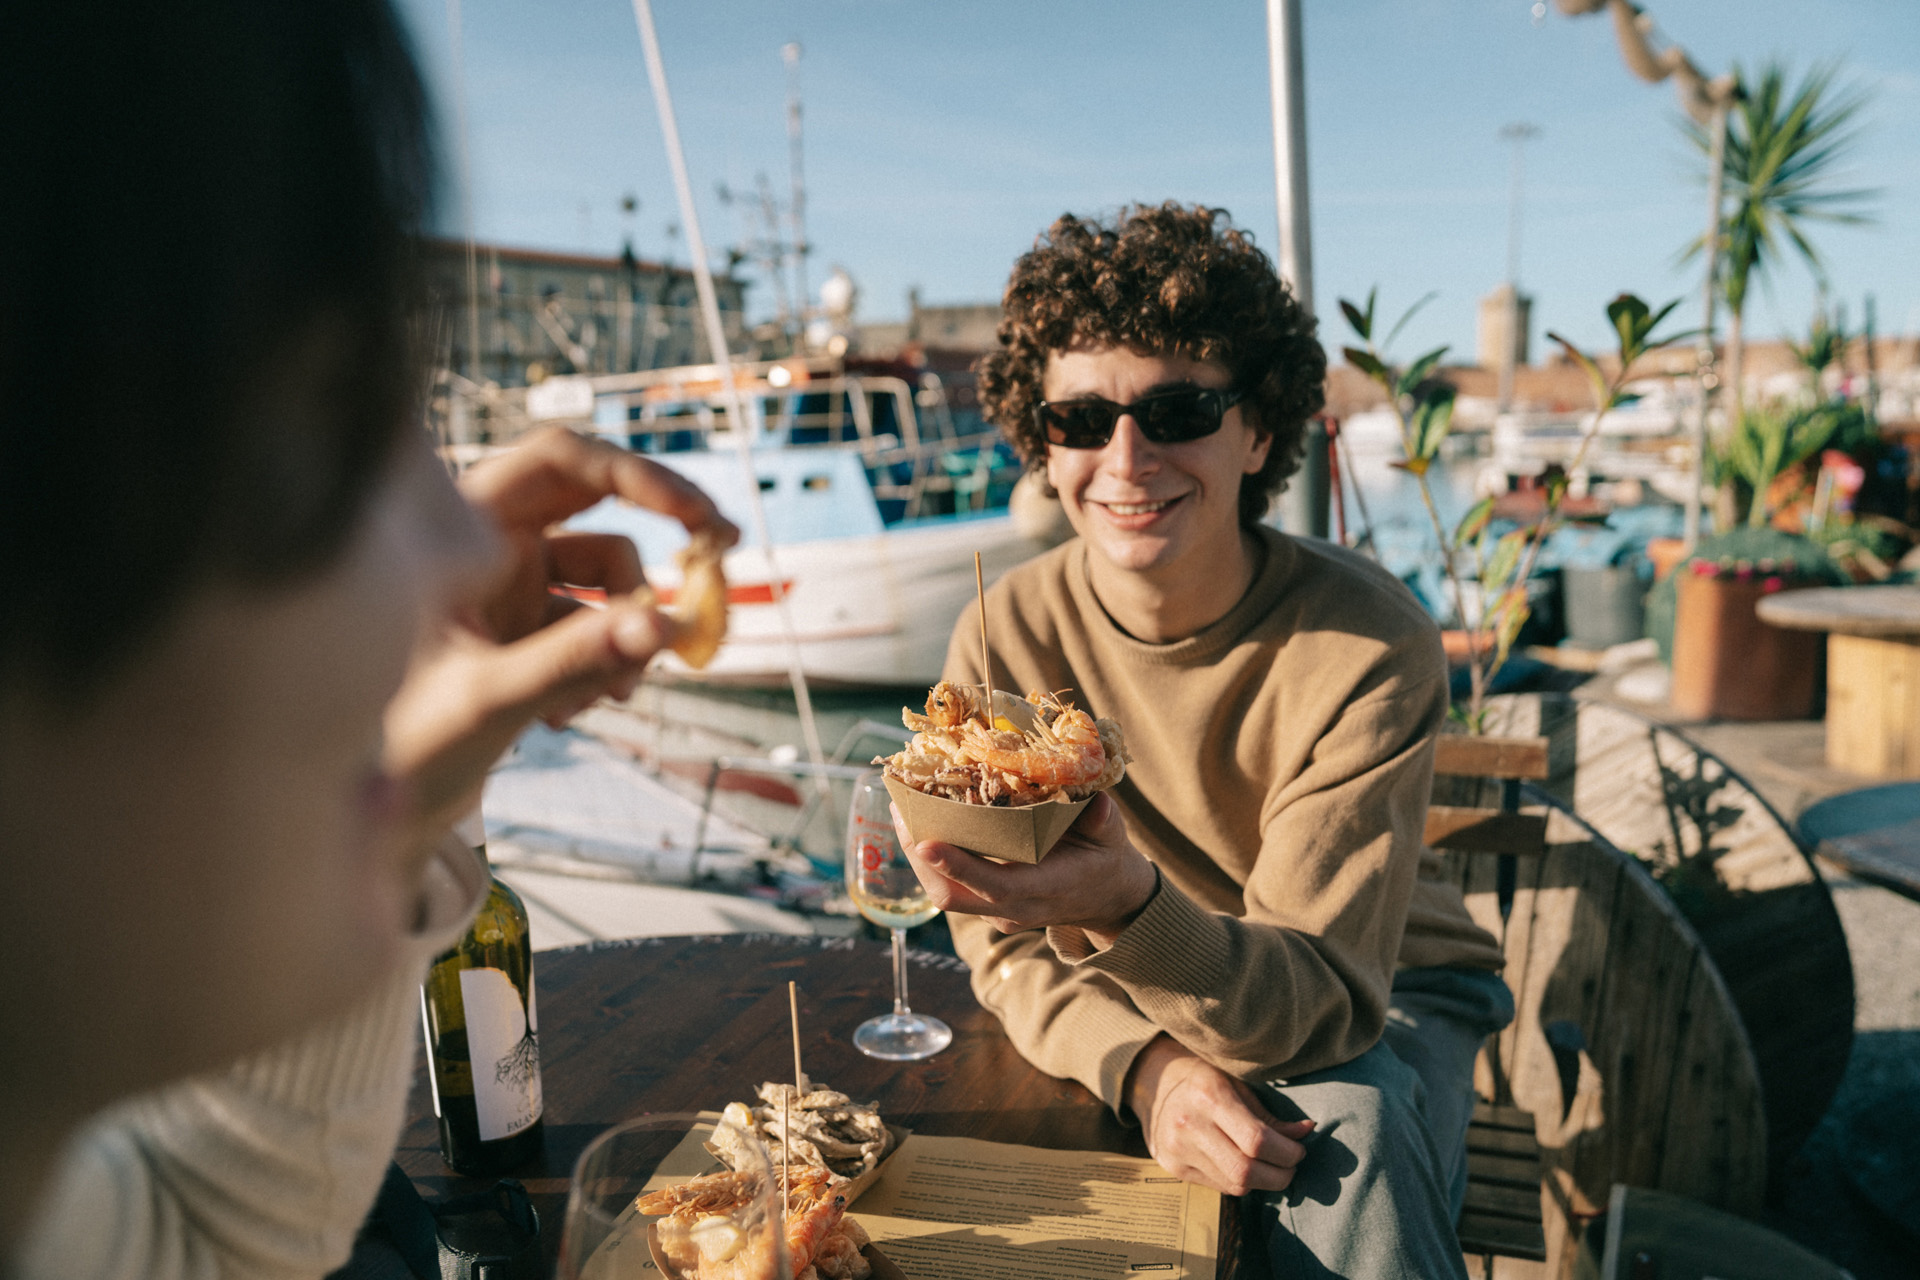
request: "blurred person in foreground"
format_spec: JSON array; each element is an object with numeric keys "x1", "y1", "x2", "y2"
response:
[
  {"x1": 899, "y1": 204, "x2": 1512, "y2": 1278},
  {"x1": 0, "y1": 3, "x2": 733, "y2": 1274}
]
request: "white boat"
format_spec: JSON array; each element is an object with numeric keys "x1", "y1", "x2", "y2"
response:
[{"x1": 445, "y1": 354, "x2": 1066, "y2": 687}]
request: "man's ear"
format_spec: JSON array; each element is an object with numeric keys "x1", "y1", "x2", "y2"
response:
[{"x1": 1242, "y1": 414, "x2": 1273, "y2": 476}]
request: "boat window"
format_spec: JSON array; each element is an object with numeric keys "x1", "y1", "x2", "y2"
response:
[
  {"x1": 758, "y1": 477, "x2": 777, "y2": 492},
  {"x1": 802, "y1": 474, "x2": 831, "y2": 492}
]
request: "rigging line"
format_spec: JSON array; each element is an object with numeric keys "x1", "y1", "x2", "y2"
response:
[{"x1": 628, "y1": 0, "x2": 828, "y2": 772}]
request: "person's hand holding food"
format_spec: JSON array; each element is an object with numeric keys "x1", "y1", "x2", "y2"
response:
[
  {"x1": 880, "y1": 679, "x2": 1148, "y2": 945},
  {"x1": 895, "y1": 792, "x2": 1158, "y2": 944},
  {"x1": 383, "y1": 426, "x2": 738, "y2": 844}
]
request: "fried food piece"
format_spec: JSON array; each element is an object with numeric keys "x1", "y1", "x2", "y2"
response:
[
  {"x1": 640, "y1": 1165, "x2": 869, "y2": 1280},
  {"x1": 879, "y1": 685, "x2": 1127, "y2": 806},
  {"x1": 670, "y1": 530, "x2": 729, "y2": 669}
]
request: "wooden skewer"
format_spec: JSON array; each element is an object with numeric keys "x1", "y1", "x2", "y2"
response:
[
  {"x1": 789, "y1": 980, "x2": 803, "y2": 1093},
  {"x1": 780, "y1": 1091, "x2": 790, "y2": 1222},
  {"x1": 974, "y1": 551, "x2": 993, "y2": 726}
]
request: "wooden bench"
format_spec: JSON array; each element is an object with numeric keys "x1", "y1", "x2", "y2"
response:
[{"x1": 1431, "y1": 729, "x2": 1769, "y2": 1279}]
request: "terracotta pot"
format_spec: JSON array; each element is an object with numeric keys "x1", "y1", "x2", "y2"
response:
[
  {"x1": 1670, "y1": 575, "x2": 1822, "y2": 721},
  {"x1": 1647, "y1": 537, "x2": 1690, "y2": 582}
]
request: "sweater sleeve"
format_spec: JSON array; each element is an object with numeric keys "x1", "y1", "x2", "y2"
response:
[
  {"x1": 948, "y1": 913, "x2": 1165, "y2": 1113},
  {"x1": 13, "y1": 964, "x2": 424, "y2": 1280},
  {"x1": 13, "y1": 837, "x2": 485, "y2": 1280},
  {"x1": 1050, "y1": 658, "x2": 1446, "y2": 1082}
]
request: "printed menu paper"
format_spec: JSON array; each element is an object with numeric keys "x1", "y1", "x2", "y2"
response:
[{"x1": 854, "y1": 1134, "x2": 1219, "y2": 1279}]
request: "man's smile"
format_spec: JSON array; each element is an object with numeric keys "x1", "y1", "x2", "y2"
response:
[{"x1": 1094, "y1": 495, "x2": 1185, "y2": 517}]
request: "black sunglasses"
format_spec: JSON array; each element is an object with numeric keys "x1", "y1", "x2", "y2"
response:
[{"x1": 1034, "y1": 385, "x2": 1244, "y2": 449}]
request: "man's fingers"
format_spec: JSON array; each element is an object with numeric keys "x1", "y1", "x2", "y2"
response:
[
  {"x1": 462, "y1": 427, "x2": 739, "y2": 542},
  {"x1": 898, "y1": 839, "x2": 1003, "y2": 918},
  {"x1": 544, "y1": 531, "x2": 647, "y2": 596}
]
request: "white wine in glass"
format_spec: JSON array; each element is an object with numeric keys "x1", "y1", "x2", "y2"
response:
[{"x1": 846, "y1": 770, "x2": 952, "y2": 1060}]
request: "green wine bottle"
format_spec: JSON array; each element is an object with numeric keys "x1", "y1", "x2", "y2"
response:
[{"x1": 420, "y1": 810, "x2": 544, "y2": 1176}]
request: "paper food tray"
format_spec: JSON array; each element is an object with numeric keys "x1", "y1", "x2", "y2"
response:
[{"x1": 884, "y1": 776, "x2": 1089, "y2": 865}]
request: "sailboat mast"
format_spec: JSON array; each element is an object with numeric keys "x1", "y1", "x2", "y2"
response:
[
  {"x1": 783, "y1": 42, "x2": 810, "y2": 340},
  {"x1": 627, "y1": 0, "x2": 829, "y2": 771}
]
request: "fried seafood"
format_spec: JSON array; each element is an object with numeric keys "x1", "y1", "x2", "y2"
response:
[
  {"x1": 640, "y1": 1165, "x2": 872, "y2": 1280},
  {"x1": 713, "y1": 1079, "x2": 891, "y2": 1181},
  {"x1": 669, "y1": 530, "x2": 729, "y2": 669},
  {"x1": 880, "y1": 683, "x2": 1129, "y2": 806}
]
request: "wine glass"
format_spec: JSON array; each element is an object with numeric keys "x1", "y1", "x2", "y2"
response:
[
  {"x1": 845, "y1": 770, "x2": 953, "y2": 1060},
  {"x1": 559, "y1": 1113, "x2": 787, "y2": 1280}
]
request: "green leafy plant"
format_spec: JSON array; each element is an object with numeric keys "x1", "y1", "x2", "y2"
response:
[
  {"x1": 1342, "y1": 291, "x2": 1686, "y2": 730},
  {"x1": 1788, "y1": 305, "x2": 1848, "y2": 395},
  {"x1": 1680, "y1": 60, "x2": 1877, "y2": 423},
  {"x1": 1716, "y1": 402, "x2": 1847, "y2": 527}
]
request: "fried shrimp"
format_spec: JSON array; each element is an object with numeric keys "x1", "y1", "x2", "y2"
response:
[
  {"x1": 900, "y1": 679, "x2": 981, "y2": 732},
  {"x1": 879, "y1": 685, "x2": 1127, "y2": 806},
  {"x1": 974, "y1": 704, "x2": 1105, "y2": 789}
]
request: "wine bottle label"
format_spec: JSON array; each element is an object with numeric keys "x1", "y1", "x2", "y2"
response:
[{"x1": 459, "y1": 966, "x2": 543, "y2": 1141}]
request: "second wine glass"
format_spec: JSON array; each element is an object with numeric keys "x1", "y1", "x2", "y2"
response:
[{"x1": 845, "y1": 770, "x2": 952, "y2": 1060}]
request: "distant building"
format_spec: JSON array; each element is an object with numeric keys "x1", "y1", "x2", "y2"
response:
[
  {"x1": 1476, "y1": 283, "x2": 1533, "y2": 371},
  {"x1": 421, "y1": 240, "x2": 749, "y2": 386},
  {"x1": 859, "y1": 289, "x2": 1002, "y2": 357}
]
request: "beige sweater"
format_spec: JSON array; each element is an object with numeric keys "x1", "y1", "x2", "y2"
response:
[
  {"x1": 13, "y1": 837, "x2": 487, "y2": 1280},
  {"x1": 944, "y1": 529, "x2": 1502, "y2": 1111}
]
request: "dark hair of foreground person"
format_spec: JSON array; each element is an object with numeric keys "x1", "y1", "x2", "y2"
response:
[
  {"x1": 976, "y1": 201, "x2": 1327, "y2": 527},
  {"x1": 0, "y1": 0, "x2": 436, "y2": 698}
]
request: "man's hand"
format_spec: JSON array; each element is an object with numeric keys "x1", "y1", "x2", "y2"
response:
[
  {"x1": 384, "y1": 427, "x2": 738, "y2": 840},
  {"x1": 1125, "y1": 1035, "x2": 1314, "y2": 1197},
  {"x1": 894, "y1": 792, "x2": 1159, "y2": 944}
]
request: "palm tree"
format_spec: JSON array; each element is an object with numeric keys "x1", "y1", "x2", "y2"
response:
[{"x1": 1683, "y1": 61, "x2": 1876, "y2": 423}]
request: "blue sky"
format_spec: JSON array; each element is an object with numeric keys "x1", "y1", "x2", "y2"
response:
[{"x1": 395, "y1": 0, "x2": 1919, "y2": 361}]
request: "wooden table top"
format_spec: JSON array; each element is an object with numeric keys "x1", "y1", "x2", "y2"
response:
[
  {"x1": 1816, "y1": 817, "x2": 1920, "y2": 903},
  {"x1": 1754, "y1": 585, "x2": 1920, "y2": 636},
  {"x1": 394, "y1": 933, "x2": 1239, "y2": 1276}
]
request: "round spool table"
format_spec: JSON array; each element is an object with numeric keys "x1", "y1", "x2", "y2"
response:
[{"x1": 1755, "y1": 585, "x2": 1920, "y2": 778}]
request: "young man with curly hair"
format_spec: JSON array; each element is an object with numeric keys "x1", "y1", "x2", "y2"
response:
[{"x1": 898, "y1": 203, "x2": 1512, "y2": 1278}]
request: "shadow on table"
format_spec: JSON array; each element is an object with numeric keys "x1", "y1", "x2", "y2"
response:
[
  {"x1": 904, "y1": 1107, "x2": 1147, "y2": 1158},
  {"x1": 1775, "y1": 1028, "x2": 1920, "y2": 1280},
  {"x1": 874, "y1": 1225, "x2": 1190, "y2": 1278}
]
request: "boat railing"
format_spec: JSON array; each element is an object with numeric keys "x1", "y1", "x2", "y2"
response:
[
  {"x1": 439, "y1": 360, "x2": 1023, "y2": 521},
  {"x1": 689, "y1": 717, "x2": 913, "y2": 874}
]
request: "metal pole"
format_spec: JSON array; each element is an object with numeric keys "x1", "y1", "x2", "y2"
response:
[
  {"x1": 1683, "y1": 98, "x2": 1727, "y2": 551},
  {"x1": 628, "y1": 0, "x2": 828, "y2": 771},
  {"x1": 1267, "y1": 0, "x2": 1326, "y2": 537},
  {"x1": 783, "y1": 42, "x2": 810, "y2": 340}
]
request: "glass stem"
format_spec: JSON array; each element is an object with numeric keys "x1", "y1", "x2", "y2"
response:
[{"x1": 890, "y1": 927, "x2": 911, "y2": 1016}]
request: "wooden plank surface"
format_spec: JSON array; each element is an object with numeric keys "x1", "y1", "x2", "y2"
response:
[
  {"x1": 1489, "y1": 693, "x2": 1853, "y2": 1184},
  {"x1": 1819, "y1": 818, "x2": 1920, "y2": 900},
  {"x1": 1426, "y1": 806, "x2": 1549, "y2": 855},
  {"x1": 1457, "y1": 1209, "x2": 1549, "y2": 1262},
  {"x1": 1653, "y1": 948, "x2": 1770, "y2": 1208},
  {"x1": 394, "y1": 935, "x2": 1198, "y2": 1276},
  {"x1": 1435, "y1": 734, "x2": 1552, "y2": 781},
  {"x1": 1468, "y1": 1150, "x2": 1542, "y2": 1187},
  {"x1": 1828, "y1": 632, "x2": 1920, "y2": 778}
]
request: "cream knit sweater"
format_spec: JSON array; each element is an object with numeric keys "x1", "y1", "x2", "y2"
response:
[
  {"x1": 13, "y1": 837, "x2": 487, "y2": 1280},
  {"x1": 944, "y1": 529, "x2": 1503, "y2": 1111}
]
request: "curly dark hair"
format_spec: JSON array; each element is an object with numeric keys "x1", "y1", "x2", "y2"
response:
[{"x1": 977, "y1": 203, "x2": 1325, "y2": 527}]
